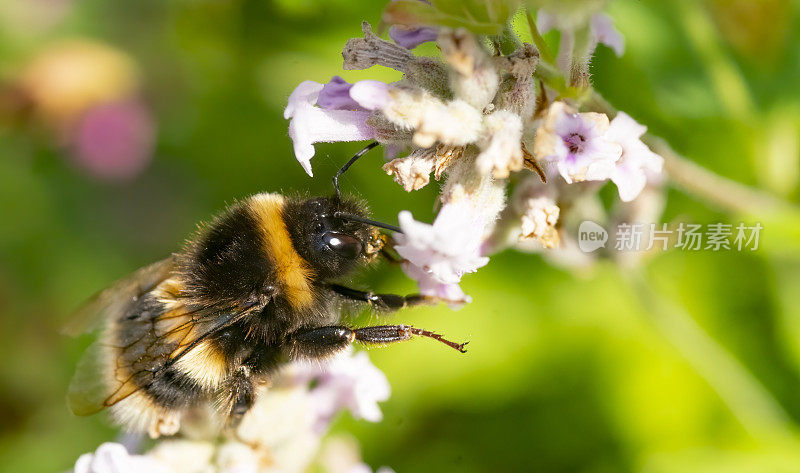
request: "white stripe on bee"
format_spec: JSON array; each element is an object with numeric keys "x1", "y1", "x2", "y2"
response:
[
  {"x1": 109, "y1": 391, "x2": 180, "y2": 438},
  {"x1": 172, "y1": 340, "x2": 228, "y2": 389}
]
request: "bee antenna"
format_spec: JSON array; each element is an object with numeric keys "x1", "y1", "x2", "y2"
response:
[
  {"x1": 333, "y1": 141, "x2": 380, "y2": 199},
  {"x1": 333, "y1": 212, "x2": 403, "y2": 234}
]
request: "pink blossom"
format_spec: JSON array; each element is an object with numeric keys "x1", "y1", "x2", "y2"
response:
[
  {"x1": 70, "y1": 100, "x2": 155, "y2": 182},
  {"x1": 394, "y1": 202, "x2": 489, "y2": 300},
  {"x1": 285, "y1": 79, "x2": 390, "y2": 176},
  {"x1": 289, "y1": 350, "x2": 390, "y2": 433},
  {"x1": 606, "y1": 112, "x2": 664, "y2": 201}
]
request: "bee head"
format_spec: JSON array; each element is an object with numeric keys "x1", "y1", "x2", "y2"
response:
[{"x1": 285, "y1": 196, "x2": 385, "y2": 278}]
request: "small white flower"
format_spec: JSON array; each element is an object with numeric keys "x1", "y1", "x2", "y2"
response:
[
  {"x1": 606, "y1": 112, "x2": 664, "y2": 201},
  {"x1": 74, "y1": 443, "x2": 171, "y2": 473},
  {"x1": 534, "y1": 102, "x2": 622, "y2": 184},
  {"x1": 438, "y1": 29, "x2": 499, "y2": 110},
  {"x1": 284, "y1": 80, "x2": 375, "y2": 176},
  {"x1": 476, "y1": 110, "x2": 524, "y2": 179},
  {"x1": 394, "y1": 202, "x2": 489, "y2": 298},
  {"x1": 401, "y1": 261, "x2": 469, "y2": 302},
  {"x1": 289, "y1": 349, "x2": 391, "y2": 433},
  {"x1": 147, "y1": 439, "x2": 216, "y2": 473}
]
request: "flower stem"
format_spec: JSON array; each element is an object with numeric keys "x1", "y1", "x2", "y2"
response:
[
  {"x1": 625, "y1": 269, "x2": 800, "y2": 444},
  {"x1": 525, "y1": 10, "x2": 556, "y2": 65}
]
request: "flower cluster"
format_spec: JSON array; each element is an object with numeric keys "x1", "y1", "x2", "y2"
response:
[
  {"x1": 73, "y1": 350, "x2": 392, "y2": 473},
  {"x1": 284, "y1": 0, "x2": 665, "y2": 297}
]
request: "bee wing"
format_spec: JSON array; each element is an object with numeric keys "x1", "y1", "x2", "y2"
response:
[
  {"x1": 62, "y1": 256, "x2": 177, "y2": 337},
  {"x1": 68, "y1": 336, "x2": 120, "y2": 416},
  {"x1": 68, "y1": 293, "x2": 260, "y2": 416}
]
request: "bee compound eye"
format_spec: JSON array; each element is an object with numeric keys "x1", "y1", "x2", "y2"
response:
[{"x1": 322, "y1": 231, "x2": 363, "y2": 259}]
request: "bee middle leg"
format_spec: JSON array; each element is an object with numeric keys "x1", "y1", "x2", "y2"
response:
[
  {"x1": 222, "y1": 365, "x2": 256, "y2": 429},
  {"x1": 288, "y1": 324, "x2": 468, "y2": 359},
  {"x1": 327, "y1": 284, "x2": 458, "y2": 312}
]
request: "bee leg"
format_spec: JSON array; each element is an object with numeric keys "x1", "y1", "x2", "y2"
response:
[
  {"x1": 377, "y1": 234, "x2": 403, "y2": 264},
  {"x1": 353, "y1": 325, "x2": 468, "y2": 353},
  {"x1": 224, "y1": 366, "x2": 255, "y2": 429},
  {"x1": 327, "y1": 284, "x2": 457, "y2": 312},
  {"x1": 288, "y1": 324, "x2": 468, "y2": 357},
  {"x1": 380, "y1": 246, "x2": 403, "y2": 264},
  {"x1": 147, "y1": 410, "x2": 181, "y2": 439},
  {"x1": 223, "y1": 365, "x2": 263, "y2": 430}
]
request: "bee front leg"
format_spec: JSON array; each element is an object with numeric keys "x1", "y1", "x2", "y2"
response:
[{"x1": 327, "y1": 284, "x2": 461, "y2": 312}]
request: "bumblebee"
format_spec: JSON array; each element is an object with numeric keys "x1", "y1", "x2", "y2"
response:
[{"x1": 67, "y1": 144, "x2": 466, "y2": 438}]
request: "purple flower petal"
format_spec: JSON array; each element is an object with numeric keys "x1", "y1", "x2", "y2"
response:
[
  {"x1": 317, "y1": 76, "x2": 361, "y2": 110},
  {"x1": 388, "y1": 25, "x2": 439, "y2": 50}
]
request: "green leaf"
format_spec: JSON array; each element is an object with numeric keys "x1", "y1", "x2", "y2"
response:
[{"x1": 384, "y1": 0, "x2": 522, "y2": 35}]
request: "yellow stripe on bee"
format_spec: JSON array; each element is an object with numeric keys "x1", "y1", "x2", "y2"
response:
[{"x1": 249, "y1": 193, "x2": 314, "y2": 309}]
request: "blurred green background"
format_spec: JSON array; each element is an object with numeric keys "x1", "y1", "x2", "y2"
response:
[{"x1": 1, "y1": 0, "x2": 800, "y2": 471}]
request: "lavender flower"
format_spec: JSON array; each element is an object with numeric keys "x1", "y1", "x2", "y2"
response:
[
  {"x1": 606, "y1": 112, "x2": 664, "y2": 201},
  {"x1": 534, "y1": 101, "x2": 622, "y2": 184}
]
